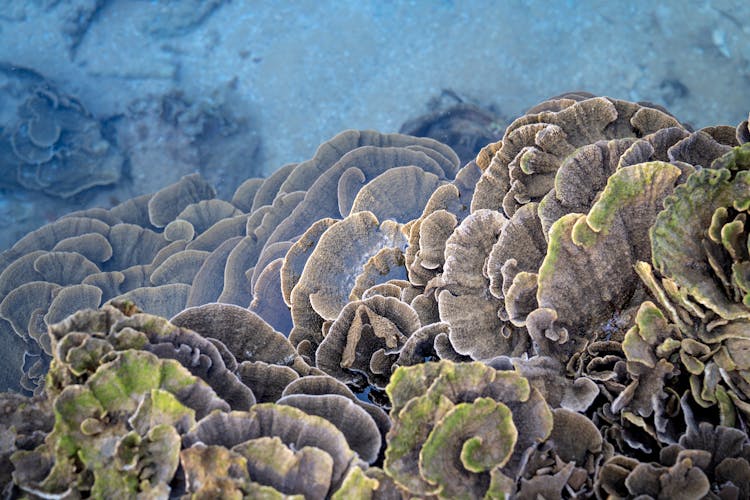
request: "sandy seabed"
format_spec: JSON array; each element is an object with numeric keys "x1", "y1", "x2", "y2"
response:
[{"x1": 0, "y1": 0, "x2": 748, "y2": 249}]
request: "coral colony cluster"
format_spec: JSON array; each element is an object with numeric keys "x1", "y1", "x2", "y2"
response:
[
  {"x1": 1, "y1": 92, "x2": 749, "y2": 499},
  {"x1": 0, "y1": 76, "x2": 123, "y2": 198}
]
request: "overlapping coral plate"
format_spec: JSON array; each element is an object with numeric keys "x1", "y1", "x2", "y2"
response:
[{"x1": 1, "y1": 94, "x2": 749, "y2": 499}]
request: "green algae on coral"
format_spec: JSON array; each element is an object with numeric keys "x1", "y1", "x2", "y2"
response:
[
  {"x1": 384, "y1": 360, "x2": 553, "y2": 498},
  {"x1": 12, "y1": 350, "x2": 220, "y2": 496},
  {"x1": 233, "y1": 436, "x2": 334, "y2": 499},
  {"x1": 651, "y1": 146, "x2": 750, "y2": 320},
  {"x1": 331, "y1": 466, "x2": 380, "y2": 499},
  {"x1": 385, "y1": 393, "x2": 454, "y2": 495},
  {"x1": 180, "y1": 443, "x2": 299, "y2": 499},
  {"x1": 2, "y1": 94, "x2": 750, "y2": 498},
  {"x1": 625, "y1": 263, "x2": 750, "y2": 428},
  {"x1": 530, "y1": 161, "x2": 682, "y2": 360},
  {"x1": 572, "y1": 161, "x2": 681, "y2": 245},
  {"x1": 422, "y1": 397, "x2": 517, "y2": 475}
]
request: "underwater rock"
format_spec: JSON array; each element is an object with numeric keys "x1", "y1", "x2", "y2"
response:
[
  {"x1": 136, "y1": 0, "x2": 226, "y2": 38},
  {"x1": 400, "y1": 90, "x2": 504, "y2": 166}
]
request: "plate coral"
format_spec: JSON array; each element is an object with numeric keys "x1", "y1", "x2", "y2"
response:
[{"x1": 1, "y1": 94, "x2": 749, "y2": 498}]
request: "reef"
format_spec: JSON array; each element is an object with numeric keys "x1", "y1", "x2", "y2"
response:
[
  {"x1": 0, "y1": 63, "x2": 123, "y2": 198},
  {"x1": 0, "y1": 64, "x2": 260, "y2": 253},
  {"x1": 1, "y1": 93, "x2": 749, "y2": 498}
]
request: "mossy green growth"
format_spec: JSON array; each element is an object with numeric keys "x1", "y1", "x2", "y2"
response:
[
  {"x1": 538, "y1": 163, "x2": 681, "y2": 318},
  {"x1": 332, "y1": 466, "x2": 379, "y2": 500},
  {"x1": 546, "y1": 156, "x2": 750, "y2": 366},
  {"x1": 51, "y1": 385, "x2": 105, "y2": 458},
  {"x1": 427, "y1": 362, "x2": 525, "y2": 403},
  {"x1": 622, "y1": 300, "x2": 679, "y2": 369},
  {"x1": 114, "y1": 430, "x2": 141, "y2": 470},
  {"x1": 88, "y1": 465, "x2": 140, "y2": 497},
  {"x1": 584, "y1": 162, "x2": 680, "y2": 236},
  {"x1": 62, "y1": 337, "x2": 114, "y2": 377},
  {"x1": 708, "y1": 206, "x2": 729, "y2": 243},
  {"x1": 85, "y1": 424, "x2": 180, "y2": 497},
  {"x1": 70, "y1": 362, "x2": 187, "y2": 497},
  {"x1": 385, "y1": 360, "x2": 543, "y2": 498},
  {"x1": 419, "y1": 398, "x2": 517, "y2": 499},
  {"x1": 384, "y1": 393, "x2": 453, "y2": 495},
  {"x1": 386, "y1": 361, "x2": 450, "y2": 415},
  {"x1": 734, "y1": 262, "x2": 750, "y2": 306},
  {"x1": 111, "y1": 327, "x2": 149, "y2": 350},
  {"x1": 86, "y1": 350, "x2": 165, "y2": 412},
  {"x1": 635, "y1": 300, "x2": 669, "y2": 334},
  {"x1": 180, "y1": 444, "x2": 251, "y2": 497},
  {"x1": 233, "y1": 436, "x2": 333, "y2": 499},
  {"x1": 711, "y1": 142, "x2": 750, "y2": 172},
  {"x1": 721, "y1": 219, "x2": 746, "y2": 261},
  {"x1": 651, "y1": 166, "x2": 750, "y2": 320},
  {"x1": 235, "y1": 435, "x2": 331, "y2": 476},
  {"x1": 519, "y1": 148, "x2": 537, "y2": 175},
  {"x1": 629, "y1": 243, "x2": 750, "y2": 429},
  {"x1": 10, "y1": 448, "x2": 81, "y2": 495},
  {"x1": 181, "y1": 442, "x2": 305, "y2": 499},
  {"x1": 564, "y1": 161, "x2": 680, "y2": 250},
  {"x1": 571, "y1": 214, "x2": 598, "y2": 248},
  {"x1": 457, "y1": 400, "x2": 516, "y2": 471},
  {"x1": 388, "y1": 359, "x2": 530, "y2": 414},
  {"x1": 622, "y1": 330, "x2": 656, "y2": 369},
  {"x1": 136, "y1": 424, "x2": 181, "y2": 484},
  {"x1": 133, "y1": 315, "x2": 177, "y2": 337},
  {"x1": 485, "y1": 468, "x2": 515, "y2": 499},
  {"x1": 14, "y1": 351, "x2": 210, "y2": 497},
  {"x1": 158, "y1": 354, "x2": 204, "y2": 394},
  {"x1": 715, "y1": 385, "x2": 737, "y2": 428},
  {"x1": 537, "y1": 213, "x2": 578, "y2": 285},
  {"x1": 129, "y1": 388, "x2": 196, "y2": 435}
]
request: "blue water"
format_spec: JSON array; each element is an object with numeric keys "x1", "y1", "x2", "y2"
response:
[{"x1": 0, "y1": 1, "x2": 747, "y2": 249}]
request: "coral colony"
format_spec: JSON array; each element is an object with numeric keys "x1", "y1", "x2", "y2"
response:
[{"x1": 1, "y1": 92, "x2": 750, "y2": 498}]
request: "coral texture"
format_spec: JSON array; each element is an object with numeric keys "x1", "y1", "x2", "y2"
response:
[
  {"x1": 1, "y1": 95, "x2": 749, "y2": 498},
  {"x1": 0, "y1": 65, "x2": 123, "y2": 198}
]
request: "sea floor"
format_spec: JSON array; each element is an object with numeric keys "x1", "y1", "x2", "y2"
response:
[{"x1": 0, "y1": 0, "x2": 748, "y2": 250}]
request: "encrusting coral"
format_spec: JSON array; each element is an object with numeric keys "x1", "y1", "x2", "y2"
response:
[{"x1": 1, "y1": 95, "x2": 749, "y2": 498}]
